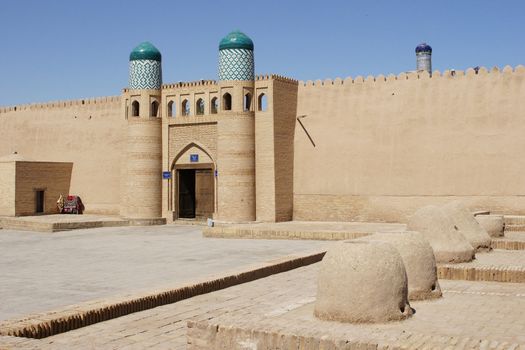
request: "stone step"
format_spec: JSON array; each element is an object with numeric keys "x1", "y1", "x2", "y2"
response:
[
  {"x1": 504, "y1": 215, "x2": 525, "y2": 226},
  {"x1": 491, "y1": 239, "x2": 525, "y2": 250},
  {"x1": 437, "y1": 265, "x2": 525, "y2": 283},
  {"x1": 0, "y1": 217, "x2": 165, "y2": 232},
  {"x1": 505, "y1": 224, "x2": 525, "y2": 232}
]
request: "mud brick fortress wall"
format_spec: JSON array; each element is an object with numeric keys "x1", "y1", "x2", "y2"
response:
[
  {"x1": 0, "y1": 98, "x2": 124, "y2": 215},
  {"x1": 1, "y1": 32, "x2": 524, "y2": 222},
  {"x1": 293, "y1": 66, "x2": 525, "y2": 222}
]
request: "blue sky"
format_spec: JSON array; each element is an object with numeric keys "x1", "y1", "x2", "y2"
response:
[{"x1": 1, "y1": 0, "x2": 524, "y2": 105}]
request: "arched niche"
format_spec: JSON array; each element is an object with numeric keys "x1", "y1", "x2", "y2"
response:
[{"x1": 172, "y1": 142, "x2": 215, "y2": 168}]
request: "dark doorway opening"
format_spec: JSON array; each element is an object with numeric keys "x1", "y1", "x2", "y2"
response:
[
  {"x1": 35, "y1": 190, "x2": 45, "y2": 214},
  {"x1": 178, "y1": 169, "x2": 196, "y2": 218},
  {"x1": 176, "y1": 167, "x2": 215, "y2": 219}
]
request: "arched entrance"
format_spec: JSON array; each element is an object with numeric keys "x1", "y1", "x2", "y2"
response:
[{"x1": 170, "y1": 143, "x2": 216, "y2": 220}]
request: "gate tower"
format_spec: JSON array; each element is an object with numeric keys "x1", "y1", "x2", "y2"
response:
[
  {"x1": 121, "y1": 42, "x2": 163, "y2": 219},
  {"x1": 216, "y1": 30, "x2": 256, "y2": 222}
]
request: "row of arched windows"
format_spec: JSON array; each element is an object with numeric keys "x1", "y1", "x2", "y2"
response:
[
  {"x1": 131, "y1": 100, "x2": 160, "y2": 117},
  {"x1": 130, "y1": 93, "x2": 268, "y2": 118},
  {"x1": 167, "y1": 92, "x2": 267, "y2": 117}
]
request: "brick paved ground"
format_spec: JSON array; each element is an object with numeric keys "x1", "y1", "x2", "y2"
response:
[
  {"x1": 0, "y1": 225, "x2": 326, "y2": 321},
  {"x1": 2, "y1": 261, "x2": 524, "y2": 349},
  {"x1": 2, "y1": 226, "x2": 524, "y2": 349}
]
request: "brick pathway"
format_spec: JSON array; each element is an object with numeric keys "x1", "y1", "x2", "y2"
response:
[
  {"x1": 0, "y1": 225, "x2": 326, "y2": 321},
  {"x1": 2, "y1": 262, "x2": 524, "y2": 349}
]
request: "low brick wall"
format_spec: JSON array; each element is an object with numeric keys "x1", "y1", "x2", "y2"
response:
[
  {"x1": 187, "y1": 321, "x2": 390, "y2": 350},
  {"x1": 0, "y1": 217, "x2": 165, "y2": 232},
  {"x1": 186, "y1": 320, "x2": 522, "y2": 350},
  {"x1": 437, "y1": 265, "x2": 525, "y2": 283},
  {"x1": 491, "y1": 239, "x2": 525, "y2": 250},
  {"x1": 504, "y1": 215, "x2": 525, "y2": 226},
  {"x1": 0, "y1": 251, "x2": 325, "y2": 339},
  {"x1": 203, "y1": 226, "x2": 371, "y2": 240},
  {"x1": 504, "y1": 225, "x2": 525, "y2": 232}
]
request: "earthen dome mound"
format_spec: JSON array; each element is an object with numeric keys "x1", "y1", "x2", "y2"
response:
[
  {"x1": 358, "y1": 231, "x2": 442, "y2": 301},
  {"x1": 442, "y1": 201, "x2": 492, "y2": 250},
  {"x1": 314, "y1": 240, "x2": 413, "y2": 323},
  {"x1": 408, "y1": 205, "x2": 475, "y2": 263},
  {"x1": 475, "y1": 214, "x2": 504, "y2": 238}
]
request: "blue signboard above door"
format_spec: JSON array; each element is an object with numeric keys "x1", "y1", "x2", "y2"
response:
[{"x1": 190, "y1": 154, "x2": 199, "y2": 162}]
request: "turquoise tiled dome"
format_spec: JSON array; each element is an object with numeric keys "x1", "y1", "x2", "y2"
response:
[
  {"x1": 219, "y1": 30, "x2": 254, "y2": 51},
  {"x1": 129, "y1": 42, "x2": 162, "y2": 89},
  {"x1": 129, "y1": 42, "x2": 162, "y2": 61}
]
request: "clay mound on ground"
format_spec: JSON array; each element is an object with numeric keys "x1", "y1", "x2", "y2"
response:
[
  {"x1": 475, "y1": 214, "x2": 504, "y2": 238},
  {"x1": 314, "y1": 240, "x2": 413, "y2": 323},
  {"x1": 359, "y1": 231, "x2": 442, "y2": 301},
  {"x1": 442, "y1": 201, "x2": 492, "y2": 250},
  {"x1": 407, "y1": 205, "x2": 475, "y2": 263}
]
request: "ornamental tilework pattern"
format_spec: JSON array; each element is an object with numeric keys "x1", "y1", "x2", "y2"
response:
[
  {"x1": 129, "y1": 60, "x2": 162, "y2": 89},
  {"x1": 218, "y1": 49, "x2": 254, "y2": 81},
  {"x1": 416, "y1": 54, "x2": 432, "y2": 73}
]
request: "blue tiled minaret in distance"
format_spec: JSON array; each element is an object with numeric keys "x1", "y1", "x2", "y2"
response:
[{"x1": 415, "y1": 43, "x2": 432, "y2": 74}]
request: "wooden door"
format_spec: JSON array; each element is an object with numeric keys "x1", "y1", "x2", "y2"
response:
[{"x1": 195, "y1": 169, "x2": 214, "y2": 218}]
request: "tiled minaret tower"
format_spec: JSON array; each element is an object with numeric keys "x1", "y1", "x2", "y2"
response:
[
  {"x1": 129, "y1": 42, "x2": 162, "y2": 89},
  {"x1": 218, "y1": 30, "x2": 255, "y2": 81},
  {"x1": 121, "y1": 42, "x2": 163, "y2": 219},
  {"x1": 416, "y1": 43, "x2": 432, "y2": 74},
  {"x1": 216, "y1": 31, "x2": 256, "y2": 222}
]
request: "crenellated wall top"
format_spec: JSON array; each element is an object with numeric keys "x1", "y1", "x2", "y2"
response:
[
  {"x1": 255, "y1": 74, "x2": 298, "y2": 85},
  {"x1": 298, "y1": 65, "x2": 525, "y2": 87},
  {"x1": 3, "y1": 64, "x2": 522, "y2": 113},
  {"x1": 0, "y1": 95, "x2": 121, "y2": 114},
  {"x1": 161, "y1": 80, "x2": 217, "y2": 89}
]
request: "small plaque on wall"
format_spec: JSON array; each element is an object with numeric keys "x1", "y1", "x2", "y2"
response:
[{"x1": 190, "y1": 154, "x2": 199, "y2": 162}]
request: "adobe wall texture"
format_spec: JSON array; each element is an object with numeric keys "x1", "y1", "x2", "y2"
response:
[
  {"x1": 0, "y1": 97, "x2": 124, "y2": 215},
  {"x1": 255, "y1": 75, "x2": 298, "y2": 222},
  {"x1": 15, "y1": 161, "x2": 73, "y2": 216},
  {"x1": 0, "y1": 162, "x2": 15, "y2": 216},
  {"x1": 124, "y1": 118, "x2": 162, "y2": 218},
  {"x1": 254, "y1": 79, "x2": 275, "y2": 221},
  {"x1": 294, "y1": 66, "x2": 525, "y2": 223},
  {"x1": 168, "y1": 122, "x2": 218, "y2": 167},
  {"x1": 273, "y1": 78, "x2": 298, "y2": 222},
  {"x1": 215, "y1": 80, "x2": 256, "y2": 222}
]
